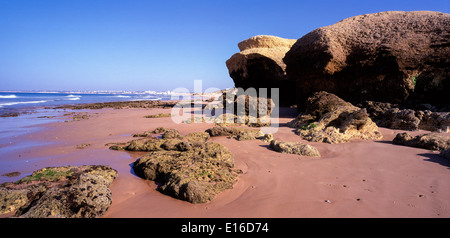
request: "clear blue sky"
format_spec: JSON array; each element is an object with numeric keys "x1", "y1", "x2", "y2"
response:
[{"x1": 0, "y1": 0, "x2": 448, "y2": 92}]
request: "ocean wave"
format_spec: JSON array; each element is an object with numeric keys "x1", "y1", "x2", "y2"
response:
[
  {"x1": 66, "y1": 95, "x2": 81, "y2": 100},
  {"x1": 0, "y1": 100, "x2": 48, "y2": 107},
  {"x1": 114, "y1": 95, "x2": 131, "y2": 98},
  {"x1": 0, "y1": 95, "x2": 17, "y2": 99}
]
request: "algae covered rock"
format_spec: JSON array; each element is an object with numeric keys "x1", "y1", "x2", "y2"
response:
[
  {"x1": 269, "y1": 140, "x2": 320, "y2": 157},
  {"x1": 393, "y1": 132, "x2": 450, "y2": 151},
  {"x1": 289, "y1": 91, "x2": 382, "y2": 144},
  {"x1": 0, "y1": 165, "x2": 117, "y2": 218},
  {"x1": 110, "y1": 128, "x2": 239, "y2": 203},
  {"x1": 110, "y1": 129, "x2": 212, "y2": 152},
  {"x1": 205, "y1": 126, "x2": 263, "y2": 141},
  {"x1": 133, "y1": 142, "x2": 237, "y2": 204}
]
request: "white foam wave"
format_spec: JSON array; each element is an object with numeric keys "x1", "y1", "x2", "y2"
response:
[
  {"x1": 0, "y1": 100, "x2": 48, "y2": 107},
  {"x1": 66, "y1": 95, "x2": 81, "y2": 100},
  {"x1": 67, "y1": 97, "x2": 81, "y2": 101},
  {"x1": 114, "y1": 95, "x2": 131, "y2": 98},
  {"x1": 0, "y1": 95, "x2": 17, "y2": 99}
]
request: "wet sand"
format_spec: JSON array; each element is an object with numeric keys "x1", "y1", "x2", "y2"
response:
[{"x1": 1, "y1": 107, "x2": 449, "y2": 218}]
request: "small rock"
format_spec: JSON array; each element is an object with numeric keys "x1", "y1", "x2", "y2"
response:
[{"x1": 269, "y1": 139, "x2": 320, "y2": 157}]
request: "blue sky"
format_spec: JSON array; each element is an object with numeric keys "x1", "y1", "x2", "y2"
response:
[{"x1": 0, "y1": 0, "x2": 448, "y2": 92}]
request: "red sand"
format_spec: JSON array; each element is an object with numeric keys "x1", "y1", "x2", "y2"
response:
[{"x1": 1, "y1": 107, "x2": 449, "y2": 218}]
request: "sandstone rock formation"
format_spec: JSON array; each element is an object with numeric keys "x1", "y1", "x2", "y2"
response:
[
  {"x1": 288, "y1": 91, "x2": 382, "y2": 144},
  {"x1": 110, "y1": 129, "x2": 239, "y2": 203},
  {"x1": 284, "y1": 11, "x2": 450, "y2": 108},
  {"x1": 393, "y1": 132, "x2": 450, "y2": 151},
  {"x1": 226, "y1": 35, "x2": 297, "y2": 106},
  {"x1": 360, "y1": 101, "x2": 450, "y2": 131},
  {"x1": 269, "y1": 140, "x2": 320, "y2": 157},
  {"x1": 0, "y1": 165, "x2": 117, "y2": 218},
  {"x1": 133, "y1": 142, "x2": 237, "y2": 204},
  {"x1": 217, "y1": 88, "x2": 274, "y2": 127}
]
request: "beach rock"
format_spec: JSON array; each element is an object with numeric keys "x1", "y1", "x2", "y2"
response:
[
  {"x1": 269, "y1": 140, "x2": 320, "y2": 157},
  {"x1": 288, "y1": 92, "x2": 382, "y2": 144},
  {"x1": 161, "y1": 129, "x2": 181, "y2": 139},
  {"x1": 393, "y1": 132, "x2": 450, "y2": 151},
  {"x1": 133, "y1": 127, "x2": 169, "y2": 137},
  {"x1": 58, "y1": 100, "x2": 176, "y2": 110},
  {"x1": 284, "y1": 11, "x2": 450, "y2": 107},
  {"x1": 109, "y1": 129, "x2": 239, "y2": 203},
  {"x1": 361, "y1": 101, "x2": 450, "y2": 131},
  {"x1": 219, "y1": 88, "x2": 275, "y2": 126},
  {"x1": 0, "y1": 188, "x2": 32, "y2": 215},
  {"x1": 205, "y1": 126, "x2": 263, "y2": 141},
  {"x1": 417, "y1": 111, "x2": 450, "y2": 132},
  {"x1": 111, "y1": 131, "x2": 212, "y2": 152},
  {"x1": 378, "y1": 108, "x2": 421, "y2": 130},
  {"x1": 0, "y1": 165, "x2": 117, "y2": 218},
  {"x1": 1, "y1": 172, "x2": 21, "y2": 177},
  {"x1": 133, "y1": 142, "x2": 237, "y2": 204},
  {"x1": 226, "y1": 35, "x2": 297, "y2": 106}
]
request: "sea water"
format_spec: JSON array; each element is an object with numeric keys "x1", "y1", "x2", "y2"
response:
[
  {"x1": 0, "y1": 91, "x2": 175, "y2": 181},
  {"x1": 0, "y1": 91, "x2": 172, "y2": 111}
]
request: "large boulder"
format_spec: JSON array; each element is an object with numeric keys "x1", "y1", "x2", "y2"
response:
[
  {"x1": 288, "y1": 91, "x2": 382, "y2": 144},
  {"x1": 0, "y1": 165, "x2": 117, "y2": 218},
  {"x1": 132, "y1": 142, "x2": 237, "y2": 204},
  {"x1": 284, "y1": 11, "x2": 450, "y2": 108},
  {"x1": 393, "y1": 132, "x2": 450, "y2": 151},
  {"x1": 226, "y1": 35, "x2": 297, "y2": 106},
  {"x1": 110, "y1": 129, "x2": 240, "y2": 204}
]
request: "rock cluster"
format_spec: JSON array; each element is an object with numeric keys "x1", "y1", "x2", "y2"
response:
[
  {"x1": 110, "y1": 128, "x2": 239, "y2": 203},
  {"x1": 0, "y1": 165, "x2": 117, "y2": 218},
  {"x1": 360, "y1": 101, "x2": 450, "y2": 131},
  {"x1": 288, "y1": 91, "x2": 382, "y2": 144}
]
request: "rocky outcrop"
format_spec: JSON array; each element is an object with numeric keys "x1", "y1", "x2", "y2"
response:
[
  {"x1": 393, "y1": 132, "x2": 450, "y2": 151},
  {"x1": 288, "y1": 91, "x2": 382, "y2": 144},
  {"x1": 0, "y1": 165, "x2": 117, "y2": 218},
  {"x1": 133, "y1": 142, "x2": 237, "y2": 204},
  {"x1": 217, "y1": 89, "x2": 274, "y2": 127},
  {"x1": 226, "y1": 35, "x2": 297, "y2": 106},
  {"x1": 206, "y1": 126, "x2": 269, "y2": 141},
  {"x1": 284, "y1": 11, "x2": 450, "y2": 108},
  {"x1": 269, "y1": 140, "x2": 320, "y2": 157},
  {"x1": 110, "y1": 129, "x2": 239, "y2": 204},
  {"x1": 361, "y1": 101, "x2": 450, "y2": 131}
]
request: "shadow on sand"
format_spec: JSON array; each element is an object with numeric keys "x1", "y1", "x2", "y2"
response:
[{"x1": 418, "y1": 153, "x2": 450, "y2": 169}]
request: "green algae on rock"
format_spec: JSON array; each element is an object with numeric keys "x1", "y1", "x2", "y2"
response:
[
  {"x1": 288, "y1": 91, "x2": 382, "y2": 144},
  {"x1": 269, "y1": 140, "x2": 320, "y2": 157},
  {"x1": 109, "y1": 128, "x2": 239, "y2": 203},
  {"x1": 133, "y1": 142, "x2": 237, "y2": 204},
  {"x1": 0, "y1": 165, "x2": 117, "y2": 218}
]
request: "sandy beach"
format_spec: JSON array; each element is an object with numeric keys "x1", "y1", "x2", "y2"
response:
[{"x1": 1, "y1": 106, "x2": 448, "y2": 218}]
